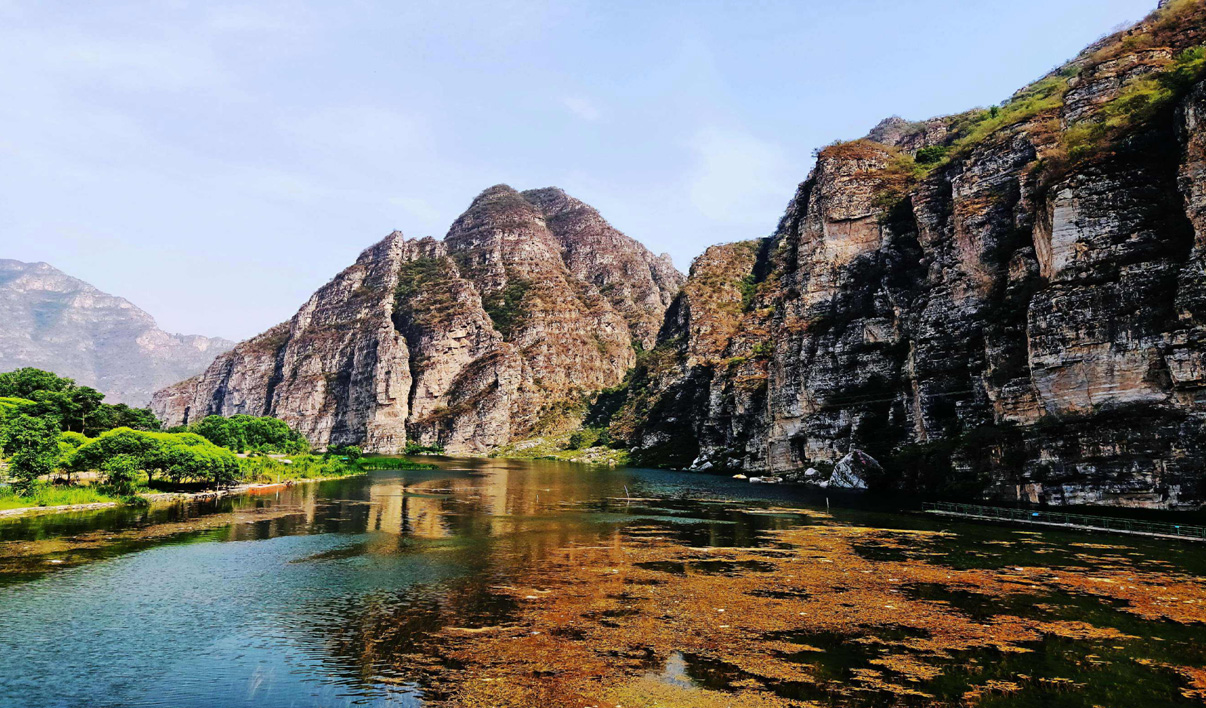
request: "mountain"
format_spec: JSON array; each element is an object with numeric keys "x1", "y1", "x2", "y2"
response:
[
  {"x1": 151, "y1": 186, "x2": 684, "y2": 452},
  {"x1": 0, "y1": 260, "x2": 234, "y2": 405},
  {"x1": 609, "y1": 0, "x2": 1206, "y2": 508},
  {"x1": 152, "y1": 2, "x2": 1206, "y2": 508}
]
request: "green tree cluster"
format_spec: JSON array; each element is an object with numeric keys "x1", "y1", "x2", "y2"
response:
[
  {"x1": 69, "y1": 428, "x2": 240, "y2": 486},
  {"x1": 0, "y1": 414, "x2": 61, "y2": 494},
  {"x1": 402, "y1": 441, "x2": 445, "y2": 455},
  {"x1": 0, "y1": 368, "x2": 161, "y2": 436},
  {"x1": 185, "y1": 415, "x2": 308, "y2": 454}
]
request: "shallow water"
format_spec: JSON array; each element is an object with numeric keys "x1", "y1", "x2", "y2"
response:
[{"x1": 0, "y1": 457, "x2": 1203, "y2": 707}]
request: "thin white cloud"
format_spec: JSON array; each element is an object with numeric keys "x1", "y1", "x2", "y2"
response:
[
  {"x1": 562, "y1": 96, "x2": 601, "y2": 122},
  {"x1": 4, "y1": 29, "x2": 227, "y2": 93}
]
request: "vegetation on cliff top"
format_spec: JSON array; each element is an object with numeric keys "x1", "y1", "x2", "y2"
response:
[{"x1": 824, "y1": 0, "x2": 1206, "y2": 197}]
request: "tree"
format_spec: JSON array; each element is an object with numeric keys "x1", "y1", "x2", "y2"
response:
[
  {"x1": 85, "y1": 404, "x2": 161, "y2": 437},
  {"x1": 190, "y1": 414, "x2": 307, "y2": 453},
  {"x1": 56, "y1": 431, "x2": 90, "y2": 483},
  {"x1": 191, "y1": 416, "x2": 243, "y2": 451},
  {"x1": 25, "y1": 387, "x2": 105, "y2": 434},
  {"x1": 0, "y1": 368, "x2": 75, "y2": 399},
  {"x1": 2, "y1": 414, "x2": 61, "y2": 494},
  {"x1": 100, "y1": 454, "x2": 142, "y2": 496},
  {"x1": 0, "y1": 367, "x2": 161, "y2": 437}
]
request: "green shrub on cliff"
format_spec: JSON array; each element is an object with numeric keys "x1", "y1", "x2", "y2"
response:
[
  {"x1": 482, "y1": 278, "x2": 532, "y2": 339},
  {"x1": 1062, "y1": 46, "x2": 1206, "y2": 163}
]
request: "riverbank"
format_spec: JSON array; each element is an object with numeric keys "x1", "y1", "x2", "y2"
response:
[
  {"x1": 0, "y1": 472, "x2": 367, "y2": 519},
  {"x1": 490, "y1": 432, "x2": 629, "y2": 466}
]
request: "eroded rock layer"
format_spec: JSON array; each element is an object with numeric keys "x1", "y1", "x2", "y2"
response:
[
  {"x1": 151, "y1": 187, "x2": 683, "y2": 453},
  {"x1": 614, "y1": 1, "x2": 1206, "y2": 508}
]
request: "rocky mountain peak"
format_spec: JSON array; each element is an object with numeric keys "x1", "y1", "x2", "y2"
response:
[{"x1": 152, "y1": 185, "x2": 682, "y2": 453}]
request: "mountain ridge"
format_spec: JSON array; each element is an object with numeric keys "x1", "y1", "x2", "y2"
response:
[{"x1": 0, "y1": 259, "x2": 234, "y2": 406}]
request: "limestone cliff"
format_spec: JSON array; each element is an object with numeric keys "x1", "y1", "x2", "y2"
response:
[
  {"x1": 151, "y1": 187, "x2": 683, "y2": 453},
  {"x1": 0, "y1": 260, "x2": 233, "y2": 405},
  {"x1": 612, "y1": 0, "x2": 1206, "y2": 508}
]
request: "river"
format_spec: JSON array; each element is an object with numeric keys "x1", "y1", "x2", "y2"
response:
[{"x1": 1, "y1": 457, "x2": 1204, "y2": 707}]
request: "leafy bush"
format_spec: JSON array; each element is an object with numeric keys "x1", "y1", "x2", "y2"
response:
[
  {"x1": 58, "y1": 431, "x2": 90, "y2": 449},
  {"x1": 564, "y1": 427, "x2": 613, "y2": 451},
  {"x1": 100, "y1": 454, "x2": 143, "y2": 496},
  {"x1": 357, "y1": 457, "x2": 437, "y2": 471},
  {"x1": 482, "y1": 278, "x2": 532, "y2": 338},
  {"x1": 566, "y1": 430, "x2": 592, "y2": 450},
  {"x1": 738, "y1": 274, "x2": 757, "y2": 311},
  {"x1": 403, "y1": 441, "x2": 445, "y2": 455},
  {"x1": 239, "y1": 454, "x2": 375, "y2": 481},
  {"x1": 326, "y1": 444, "x2": 362, "y2": 461},
  {"x1": 914, "y1": 145, "x2": 949, "y2": 165}
]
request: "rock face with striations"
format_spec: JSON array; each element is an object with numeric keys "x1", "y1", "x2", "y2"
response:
[
  {"x1": 151, "y1": 186, "x2": 683, "y2": 453},
  {"x1": 612, "y1": 1, "x2": 1206, "y2": 508},
  {"x1": 0, "y1": 260, "x2": 233, "y2": 405}
]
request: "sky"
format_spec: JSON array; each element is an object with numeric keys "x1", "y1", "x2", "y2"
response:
[{"x1": 2, "y1": 0, "x2": 1158, "y2": 341}]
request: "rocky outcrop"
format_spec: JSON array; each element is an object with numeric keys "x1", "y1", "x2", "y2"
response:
[
  {"x1": 0, "y1": 260, "x2": 233, "y2": 405},
  {"x1": 522, "y1": 188, "x2": 683, "y2": 350},
  {"x1": 152, "y1": 187, "x2": 682, "y2": 453},
  {"x1": 613, "y1": 1, "x2": 1206, "y2": 508}
]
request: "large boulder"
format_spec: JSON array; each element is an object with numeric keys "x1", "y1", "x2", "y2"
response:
[{"x1": 827, "y1": 450, "x2": 881, "y2": 490}]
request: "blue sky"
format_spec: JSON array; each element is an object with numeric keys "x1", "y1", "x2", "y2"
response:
[{"x1": 2, "y1": 0, "x2": 1156, "y2": 340}]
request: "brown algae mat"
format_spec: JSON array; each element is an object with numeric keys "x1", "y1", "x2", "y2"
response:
[{"x1": 373, "y1": 512, "x2": 1206, "y2": 707}]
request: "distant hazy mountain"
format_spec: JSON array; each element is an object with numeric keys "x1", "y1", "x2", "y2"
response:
[{"x1": 0, "y1": 259, "x2": 234, "y2": 406}]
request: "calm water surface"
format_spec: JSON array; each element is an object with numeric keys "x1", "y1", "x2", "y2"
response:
[{"x1": 1, "y1": 457, "x2": 1203, "y2": 707}]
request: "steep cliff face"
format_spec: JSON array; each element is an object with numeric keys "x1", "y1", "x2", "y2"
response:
[
  {"x1": 615, "y1": 0, "x2": 1206, "y2": 508},
  {"x1": 152, "y1": 186, "x2": 682, "y2": 453},
  {"x1": 0, "y1": 260, "x2": 233, "y2": 405}
]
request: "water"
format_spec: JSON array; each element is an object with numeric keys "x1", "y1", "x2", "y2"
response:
[{"x1": 1, "y1": 457, "x2": 1203, "y2": 707}]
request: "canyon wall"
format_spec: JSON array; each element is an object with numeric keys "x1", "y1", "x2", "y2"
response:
[{"x1": 612, "y1": 1, "x2": 1206, "y2": 507}]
